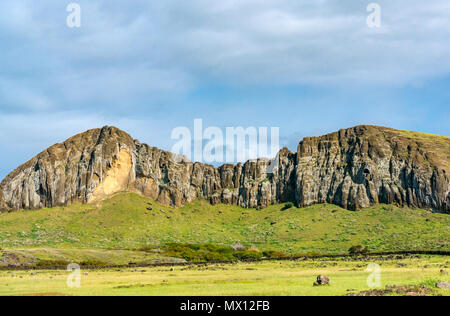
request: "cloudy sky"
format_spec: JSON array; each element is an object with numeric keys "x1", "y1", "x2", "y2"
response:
[{"x1": 1, "y1": 0, "x2": 450, "y2": 178}]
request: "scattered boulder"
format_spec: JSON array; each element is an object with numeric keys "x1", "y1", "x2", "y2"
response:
[
  {"x1": 436, "y1": 282, "x2": 450, "y2": 290},
  {"x1": 313, "y1": 275, "x2": 330, "y2": 286}
]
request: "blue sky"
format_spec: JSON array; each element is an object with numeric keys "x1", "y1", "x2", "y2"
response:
[{"x1": 0, "y1": 0, "x2": 449, "y2": 179}]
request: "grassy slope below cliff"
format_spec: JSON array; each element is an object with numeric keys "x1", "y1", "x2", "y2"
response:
[{"x1": 0, "y1": 192, "x2": 448, "y2": 255}]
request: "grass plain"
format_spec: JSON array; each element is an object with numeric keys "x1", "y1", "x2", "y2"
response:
[
  {"x1": 0, "y1": 192, "x2": 448, "y2": 296},
  {"x1": 0, "y1": 255, "x2": 448, "y2": 296}
]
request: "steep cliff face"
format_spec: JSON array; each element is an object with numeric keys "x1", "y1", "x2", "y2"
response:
[
  {"x1": 1, "y1": 125, "x2": 449, "y2": 213},
  {"x1": 131, "y1": 141, "x2": 296, "y2": 209},
  {"x1": 0, "y1": 127, "x2": 137, "y2": 210},
  {"x1": 295, "y1": 126, "x2": 449, "y2": 212}
]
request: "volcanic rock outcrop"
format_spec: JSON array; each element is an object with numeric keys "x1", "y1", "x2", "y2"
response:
[{"x1": 0, "y1": 125, "x2": 449, "y2": 213}]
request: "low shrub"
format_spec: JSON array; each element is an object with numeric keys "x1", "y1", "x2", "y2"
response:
[
  {"x1": 303, "y1": 252, "x2": 322, "y2": 257},
  {"x1": 36, "y1": 260, "x2": 71, "y2": 267},
  {"x1": 349, "y1": 245, "x2": 369, "y2": 255},
  {"x1": 282, "y1": 202, "x2": 294, "y2": 210},
  {"x1": 233, "y1": 250, "x2": 264, "y2": 261},
  {"x1": 263, "y1": 250, "x2": 289, "y2": 259},
  {"x1": 80, "y1": 260, "x2": 108, "y2": 267},
  {"x1": 162, "y1": 243, "x2": 265, "y2": 262},
  {"x1": 164, "y1": 243, "x2": 236, "y2": 262},
  {"x1": 138, "y1": 246, "x2": 154, "y2": 252}
]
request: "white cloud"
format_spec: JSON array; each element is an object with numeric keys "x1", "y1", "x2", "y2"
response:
[
  {"x1": 0, "y1": 78, "x2": 54, "y2": 111},
  {"x1": 148, "y1": 0, "x2": 450, "y2": 86},
  {"x1": 0, "y1": 111, "x2": 166, "y2": 152},
  {"x1": 2, "y1": 0, "x2": 449, "y2": 92},
  {"x1": 0, "y1": 0, "x2": 449, "y2": 178}
]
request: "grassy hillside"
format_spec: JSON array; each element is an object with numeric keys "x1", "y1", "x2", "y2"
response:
[{"x1": 0, "y1": 192, "x2": 448, "y2": 255}]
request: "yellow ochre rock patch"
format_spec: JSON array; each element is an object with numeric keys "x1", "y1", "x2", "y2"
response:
[{"x1": 90, "y1": 149, "x2": 133, "y2": 202}]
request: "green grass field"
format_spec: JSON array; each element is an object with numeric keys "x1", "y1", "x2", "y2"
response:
[
  {"x1": 0, "y1": 192, "x2": 448, "y2": 255},
  {"x1": 0, "y1": 192, "x2": 448, "y2": 296},
  {"x1": 0, "y1": 255, "x2": 448, "y2": 296}
]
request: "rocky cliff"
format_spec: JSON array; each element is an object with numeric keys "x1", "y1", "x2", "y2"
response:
[{"x1": 1, "y1": 125, "x2": 449, "y2": 213}]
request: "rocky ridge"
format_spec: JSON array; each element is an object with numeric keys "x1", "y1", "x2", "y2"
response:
[{"x1": 0, "y1": 125, "x2": 449, "y2": 213}]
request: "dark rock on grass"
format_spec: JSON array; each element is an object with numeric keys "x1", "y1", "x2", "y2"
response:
[{"x1": 313, "y1": 275, "x2": 330, "y2": 286}]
